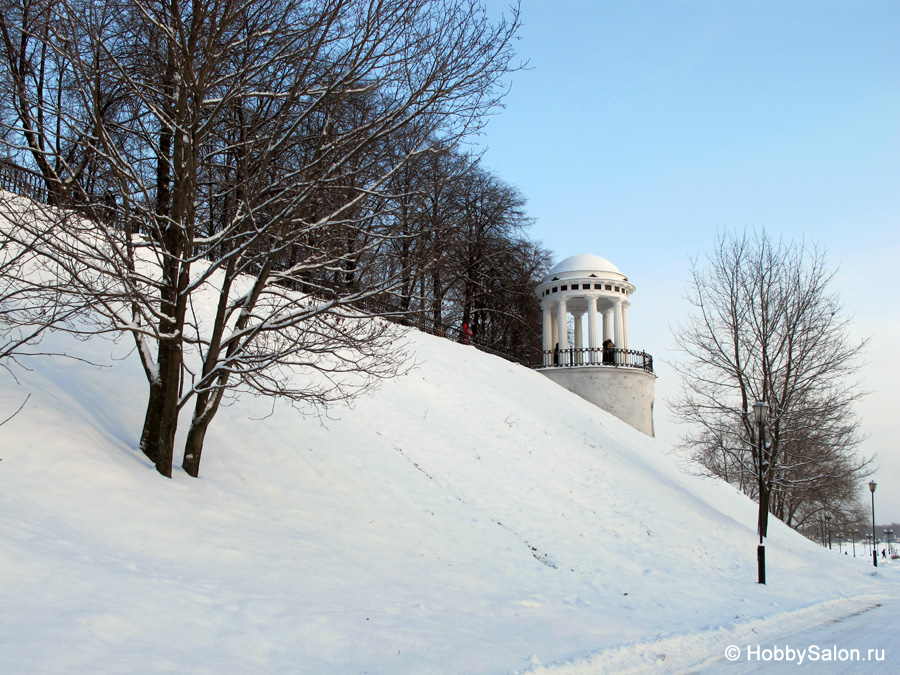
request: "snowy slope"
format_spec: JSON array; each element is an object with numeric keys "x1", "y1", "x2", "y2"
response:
[{"x1": 1, "y1": 194, "x2": 898, "y2": 674}]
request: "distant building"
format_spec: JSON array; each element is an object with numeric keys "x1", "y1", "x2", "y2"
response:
[{"x1": 535, "y1": 254, "x2": 656, "y2": 436}]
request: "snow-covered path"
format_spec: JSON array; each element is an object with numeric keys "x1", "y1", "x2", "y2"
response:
[
  {"x1": 691, "y1": 596, "x2": 900, "y2": 674},
  {"x1": 522, "y1": 585, "x2": 900, "y2": 675}
]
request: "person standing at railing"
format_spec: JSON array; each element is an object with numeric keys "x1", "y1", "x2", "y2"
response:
[{"x1": 602, "y1": 339, "x2": 614, "y2": 365}]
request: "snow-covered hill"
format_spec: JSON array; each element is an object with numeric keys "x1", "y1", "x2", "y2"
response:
[{"x1": 1, "y1": 196, "x2": 897, "y2": 673}]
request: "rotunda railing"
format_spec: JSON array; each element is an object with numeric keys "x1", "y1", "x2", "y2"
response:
[{"x1": 539, "y1": 347, "x2": 653, "y2": 373}]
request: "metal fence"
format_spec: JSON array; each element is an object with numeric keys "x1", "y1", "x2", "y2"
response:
[
  {"x1": 0, "y1": 161, "x2": 47, "y2": 202},
  {"x1": 539, "y1": 347, "x2": 654, "y2": 373}
]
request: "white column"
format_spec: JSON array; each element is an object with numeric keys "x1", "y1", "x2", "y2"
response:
[
  {"x1": 573, "y1": 311, "x2": 583, "y2": 349},
  {"x1": 622, "y1": 300, "x2": 630, "y2": 350},
  {"x1": 542, "y1": 302, "x2": 552, "y2": 365},
  {"x1": 573, "y1": 311, "x2": 584, "y2": 364},
  {"x1": 613, "y1": 298, "x2": 623, "y2": 356},
  {"x1": 602, "y1": 307, "x2": 613, "y2": 344},
  {"x1": 587, "y1": 297, "x2": 599, "y2": 364},
  {"x1": 557, "y1": 297, "x2": 568, "y2": 364}
]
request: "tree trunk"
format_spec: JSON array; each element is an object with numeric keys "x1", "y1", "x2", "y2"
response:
[
  {"x1": 139, "y1": 46, "x2": 177, "y2": 475},
  {"x1": 139, "y1": 337, "x2": 182, "y2": 477},
  {"x1": 182, "y1": 266, "x2": 235, "y2": 477},
  {"x1": 182, "y1": 389, "x2": 221, "y2": 478},
  {"x1": 139, "y1": 379, "x2": 164, "y2": 463},
  {"x1": 182, "y1": 423, "x2": 207, "y2": 478}
]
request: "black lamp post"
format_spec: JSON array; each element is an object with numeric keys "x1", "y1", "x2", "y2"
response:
[
  {"x1": 753, "y1": 400, "x2": 768, "y2": 584},
  {"x1": 869, "y1": 481, "x2": 877, "y2": 567},
  {"x1": 825, "y1": 514, "x2": 832, "y2": 550},
  {"x1": 852, "y1": 531, "x2": 856, "y2": 557}
]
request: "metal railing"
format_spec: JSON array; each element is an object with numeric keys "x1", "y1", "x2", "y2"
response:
[
  {"x1": 539, "y1": 347, "x2": 653, "y2": 373},
  {"x1": 0, "y1": 161, "x2": 47, "y2": 202}
]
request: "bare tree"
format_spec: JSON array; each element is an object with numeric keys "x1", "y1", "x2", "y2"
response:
[
  {"x1": 469, "y1": 235, "x2": 551, "y2": 360},
  {"x1": 669, "y1": 228, "x2": 871, "y2": 540},
  {"x1": 1, "y1": 0, "x2": 522, "y2": 477},
  {"x1": 364, "y1": 146, "x2": 549, "y2": 359},
  {"x1": 408, "y1": 154, "x2": 540, "y2": 341},
  {"x1": 0, "y1": 0, "x2": 115, "y2": 204}
]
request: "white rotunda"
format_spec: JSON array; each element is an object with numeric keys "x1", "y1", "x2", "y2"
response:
[{"x1": 535, "y1": 254, "x2": 656, "y2": 436}]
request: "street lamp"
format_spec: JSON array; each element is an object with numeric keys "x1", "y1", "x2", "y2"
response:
[
  {"x1": 853, "y1": 531, "x2": 857, "y2": 557},
  {"x1": 869, "y1": 481, "x2": 877, "y2": 567},
  {"x1": 753, "y1": 400, "x2": 768, "y2": 584},
  {"x1": 825, "y1": 514, "x2": 832, "y2": 550}
]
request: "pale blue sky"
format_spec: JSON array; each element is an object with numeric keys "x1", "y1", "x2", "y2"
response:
[{"x1": 479, "y1": 1, "x2": 900, "y2": 521}]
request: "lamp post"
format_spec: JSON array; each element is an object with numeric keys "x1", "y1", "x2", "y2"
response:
[
  {"x1": 852, "y1": 531, "x2": 856, "y2": 557},
  {"x1": 752, "y1": 400, "x2": 768, "y2": 584},
  {"x1": 825, "y1": 514, "x2": 832, "y2": 550},
  {"x1": 869, "y1": 481, "x2": 877, "y2": 567}
]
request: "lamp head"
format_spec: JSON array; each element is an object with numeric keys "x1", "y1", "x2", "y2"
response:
[
  {"x1": 869, "y1": 481, "x2": 877, "y2": 493},
  {"x1": 752, "y1": 401, "x2": 768, "y2": 424}
]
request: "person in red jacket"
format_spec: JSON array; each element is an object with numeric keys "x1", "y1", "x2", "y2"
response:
[{"x1": 460, "y1": 321, "x2": 473, "y2": 345}]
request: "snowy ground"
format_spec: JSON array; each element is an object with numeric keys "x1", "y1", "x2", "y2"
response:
[{"x1": 1, "y1": 192, "x2": 898, "y2": 674}]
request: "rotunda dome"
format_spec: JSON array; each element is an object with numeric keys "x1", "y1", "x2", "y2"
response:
[
  {"x1": 542, "y1": 254, "x2": 627, "y2": 284},
  {"x1": 550, "y1": 254, "x2": 621, "y2": 276}
]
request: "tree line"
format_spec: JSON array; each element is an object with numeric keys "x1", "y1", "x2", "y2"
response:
[{"x1": 0, "y1": 0, "x2": 550, "y2": 478}]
